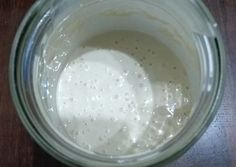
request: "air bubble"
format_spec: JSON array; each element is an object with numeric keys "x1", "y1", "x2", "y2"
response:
[
  {"x1": 90, "y1": 117, "x2": 96, "y2": 122},
  {"x1": 84, "y1": 64, "x2": 90, "y2": 71},
  {"x1": 167, "y1": 114, "x2": 172, "y2": 118},
  {"x1": 41, "y1": 83, "x2": 47, "y2": 88},
  {"x1": 91, "y1": 96, "x2": 96, "y2": 101},
  {"x1": 184, "y1": 98, "x2": 189, "y2": 103},
  {"x1": 99, "y1": 137, "x2": 103, "y2": 141},
  {"x1": 74, "y1": 131, "x2": 79, "y2": 136},
  {"x1": 168, "y1": 134, "x2": 174, "y2": 138},
  {"x1": 123, "y1": 70, "x2": 129, "y2": 76},
  {"x1": 131, "y1": 137, "x2": 137, "y2": 143},
  {"x1": 134, "y1": 115, "x2": 141, "y2": 121},
  {"x1": 105, "y1": 67, "x2": 110, "y2": 73},
  {"x1": 119, "y1": 107, "x2": 124, "y2": 112},
  {"x1": 110, "y1": 117, "x2": 115, "y2": 122},
  {"x1": 145, "y1": 144, "x2": 150, "y2": 148},
  {"x1": 113, "y1": 95, "x2": 119, "y2": 99},
  {"x1": 69, "y1": 97, "x2": 74, "y2": 102},
  {"x1": 116, "y1": 146, "x2": 121, "y2": 151},
  {"x1": 125, "y1": 92, "x2": 129, "y2": 97},
  {"x1": 105, "y1": 129, "x2": 111, "y2": 134},
  {"x1": 115, "y1": 77, "x2": 124, "y2": 87},
  {"x1": 143, "y1": 87, "x2": 148, "y2": 92},
  {"x1": 158, "y1": 130, "x2": 164, "y2": 135},
  {"x1": 48, "y1": 107, "x2": 54, "y2": 112},
  {"x1": 144, "y1": 99, "x2": 152, "y2": 105},
  {"x1": 135, "y1": 63, "x2": 141, "y2": 67},
  {"x1": 121, "y1": 126, "x2": 128, "y2": 132},
  {"x1": 139, "y1": 83, "x2": 144, "y2": 88},
  {"x1": 136, "y1": 143, "x2": 141, "y2": 148},
  {"x1": 67, "y1": 75, "x2": 72, "y2": 82},
  {"x1": 109, "y1": 72, "x2": 115, "y2": 77},
  {"x1": 87, "y1": 144, "x2": 92, "y2": 151},
  {"x1": 82, "y1": 130, "x2": 85, "y2": 135},
  {"x1": 102, "y1": 149, "x2": 107, "y2": 154},
  {"x1": 137, "y1": 73, "x2": 142, "y2": 79},
  {"x1": 151, "y1": 111, "x2": 156, "y2": 115}
]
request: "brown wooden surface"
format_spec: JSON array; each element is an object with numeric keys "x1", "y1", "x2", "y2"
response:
[{"x1": 0, "y1": 0, "x2": 235, "y2": 167}]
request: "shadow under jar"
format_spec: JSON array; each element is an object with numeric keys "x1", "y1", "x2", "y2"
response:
[{"x1": 10, "y1": 0, "x2": 225, "y2": 167}]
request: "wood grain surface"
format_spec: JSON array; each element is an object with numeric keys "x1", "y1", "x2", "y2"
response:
[{"x1": 0, "y1": 0, "x2": 235, "y2": 167}]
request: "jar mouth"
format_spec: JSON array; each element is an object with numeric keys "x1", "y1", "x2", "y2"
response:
[{"x1": 9, "y1": 0, "x2": 225, "y2": 167}]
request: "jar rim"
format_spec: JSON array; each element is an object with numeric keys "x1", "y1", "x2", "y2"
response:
[{"x1": 9, "y1": 0, "x2": 226, "y2": 167}]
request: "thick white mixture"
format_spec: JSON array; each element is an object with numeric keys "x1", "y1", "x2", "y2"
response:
[{"x1": 56, "y1": 31, "x2": 191, "y2": 155}]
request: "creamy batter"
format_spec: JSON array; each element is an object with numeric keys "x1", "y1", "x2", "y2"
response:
[{"x1": 56, "y1": 31, "x2": 191, "y2": 155}]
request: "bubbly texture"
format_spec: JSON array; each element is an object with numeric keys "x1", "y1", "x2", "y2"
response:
[{"x1": 56, "y1": 31, "x2": 192, "y2": 155}]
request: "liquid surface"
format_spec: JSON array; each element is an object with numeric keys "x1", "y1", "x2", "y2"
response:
[{"x1": 56, "y1": 31, "x2": 191, "y2": 155}]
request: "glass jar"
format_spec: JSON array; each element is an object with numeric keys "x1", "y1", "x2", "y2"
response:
[{"x1": 9, "y1": 0, "x2": 225, "y2": 167}]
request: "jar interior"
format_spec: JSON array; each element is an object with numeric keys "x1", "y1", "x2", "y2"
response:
[{"x1": 33, "y1": 0, "x2": 207, "y2": 159}]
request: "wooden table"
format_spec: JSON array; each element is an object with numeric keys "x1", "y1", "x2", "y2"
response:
[{"x1": 0, "y1": 0, "x2": 235, "y2": 166}]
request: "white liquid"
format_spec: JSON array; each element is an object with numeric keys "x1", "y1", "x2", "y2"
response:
[{"x1": 56, "y1": 31, "x2": 191, "y2": 155}]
